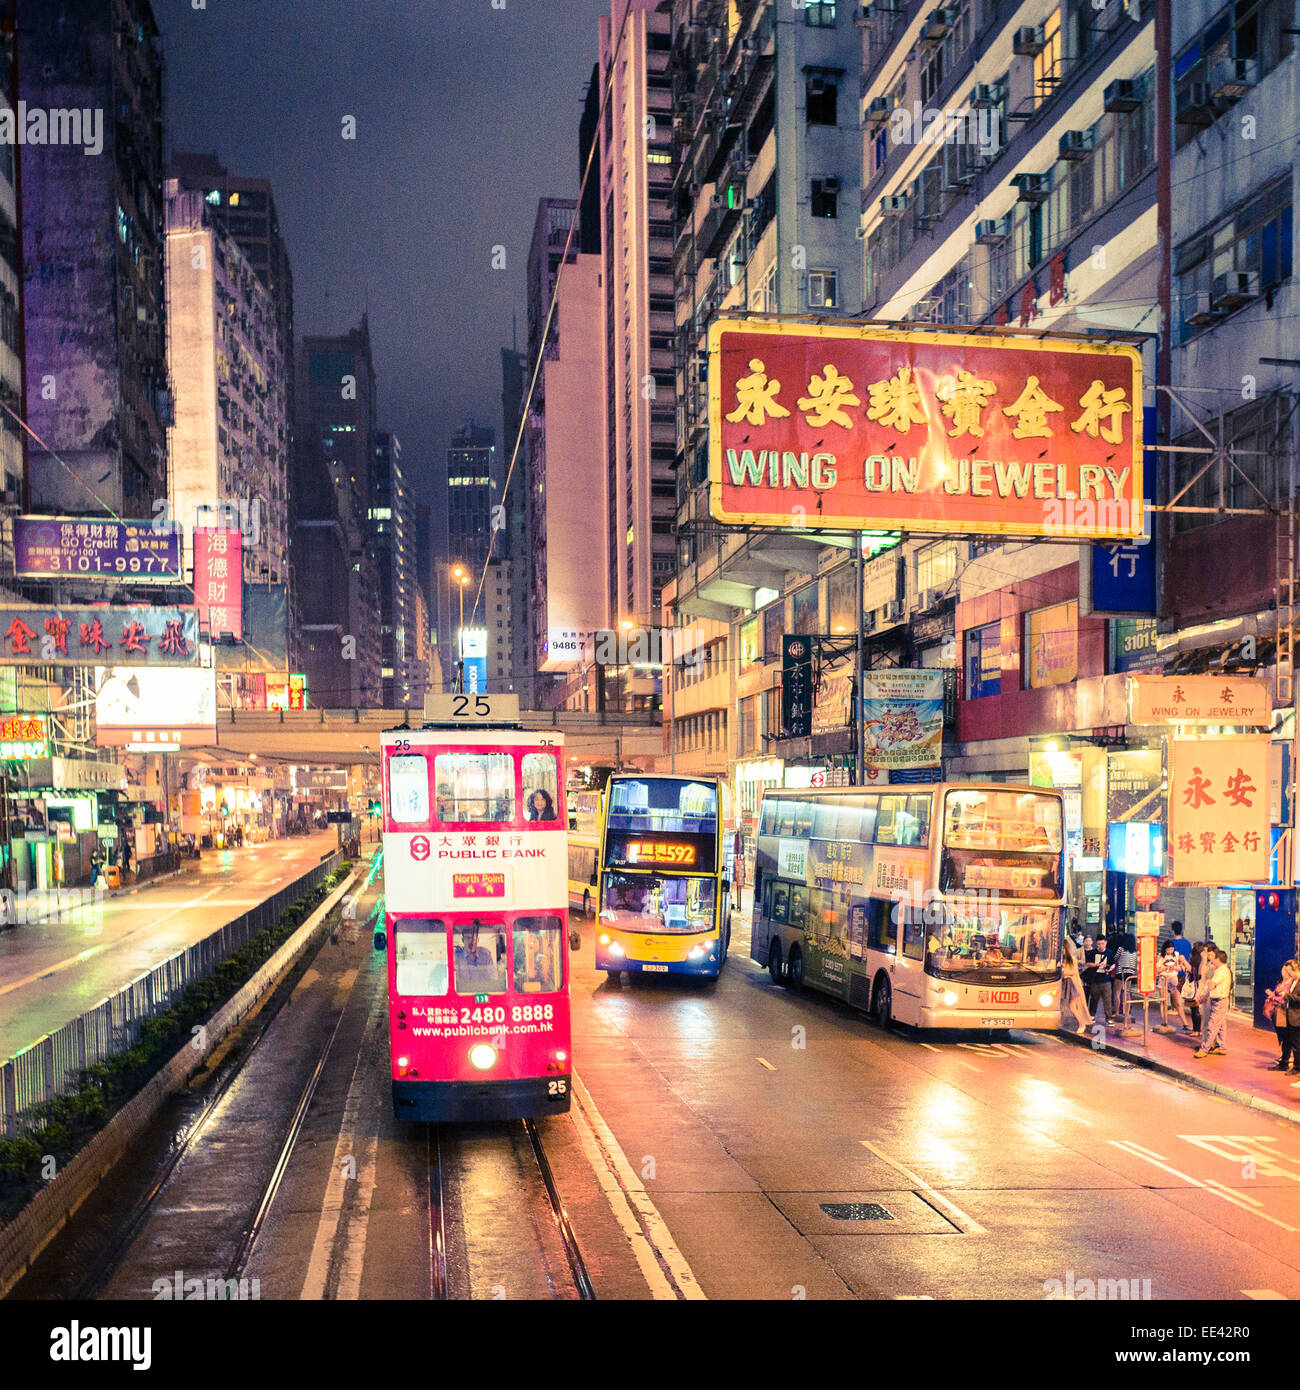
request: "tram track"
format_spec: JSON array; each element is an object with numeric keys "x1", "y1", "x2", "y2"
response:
[
  {"x1": 423, "y1": 1118, "x2": 595, "y2": 1301},
  {"x1": 63, "y1": 871, "x2": 373, "y2": 1301}
]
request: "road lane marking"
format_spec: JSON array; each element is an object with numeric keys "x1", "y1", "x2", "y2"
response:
[
  {"x1": 1108, "y1": 1140, "x2": 1300, "y2": 1233},
  {"x1": 300, "y1": 986, "x2": 387, "y2": 1299},
  {"x1": 860, "y1": 1140, "x2": 987, "y2": 1236},
  {"x1": 1244, "y1": 1289, "x2": 1287, "y2": 1298},
  {"x1": 0, "y1": 885, "x2": 225, "y2": 998},
  {"x1": 570, "y1": 1072, "x2": 705, "y2": 1300},
  {"x1": 919, "y1": 1043, "x2": 941, "y2": 1053},
  {"x1": 756, "y1": 1057, "x2": 775, "y2": 1070}
]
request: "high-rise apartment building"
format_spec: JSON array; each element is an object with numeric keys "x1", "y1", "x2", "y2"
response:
[
  {"x1": 666, "y1": 0, "x2": 864, "y2": 815},
  {"x1": 294, "y1": 318, "x2": 382, "y2": 706},
  {"x1": 600, "y1": 1, "x2": 678, "y2": 632},
  {"x1": 164, "y1": 182, "x2": 289, "y2": 585},
  {"x1": 19, "y1": 0, "x2": 168, "y2": 515},
  {"x1": 524, "y1": 199, "x2": 607, "y2": 704},
  {"x1": 373, "y1": 430, "x2": 415, "y2": 707},
  {"x1": 500, "y1": 346, "x2": 531, "y2": 701}
]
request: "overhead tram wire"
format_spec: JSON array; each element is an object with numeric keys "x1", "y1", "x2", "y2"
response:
[{"x1": 465, "y1": 0, "x2": 634, "y2": 634}]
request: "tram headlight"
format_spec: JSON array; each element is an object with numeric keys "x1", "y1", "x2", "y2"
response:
[
  {"x1": 469, "y1": 1043, "x2": 497, "y2": 1071},
  {"x1": 1038, "y1": 991, "x2": 1055, "y2": 1008},
  {"x1": 397, "y1": 1056, "x2": 410, "y2": 1071},
  {"x1": 943, "y1": 991, "x2": 958, "y2": 1007},
  {"x1": 556, "y1": 1050, "x2": 567, "y2": 1062}
]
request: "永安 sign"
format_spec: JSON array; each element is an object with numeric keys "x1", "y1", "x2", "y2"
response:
[
  {"x1": 0, "y1": 605, "x2": 199, "y2": 666},
  {"x1": 193, "y1": 528, "x2": 243, "y2": 639},
  {"x1": 862, "y1": 669, "x2": 943, "y2": 769},
  {"x1": 709, "y1": 318, "x2": 1143, "y2": 539},
  {"x1": 1169, "y1": 736, "x2": 1270, "y2": 885},
  {"x1": 14, "y1": 517, "x2": 182, "y2": 581},
  {"x1": 1131, "y1": 674, "x2": 1271, "y2": 725}
]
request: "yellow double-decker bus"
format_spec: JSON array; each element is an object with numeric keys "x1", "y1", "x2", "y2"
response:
[
  {"x1": 595, "y1": 774, "x2": 732, "y2": 980},
  {"x1": 567, "y1": 788, "x2": 602, "y2": 918}
]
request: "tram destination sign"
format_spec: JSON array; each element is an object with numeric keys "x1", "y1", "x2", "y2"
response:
[
  {"x1": 14, "y1": 516, "x2": 182, "y2": 581},
  {"x1": 708, "y1": 318, "x2": 1143, "y2": 539}
]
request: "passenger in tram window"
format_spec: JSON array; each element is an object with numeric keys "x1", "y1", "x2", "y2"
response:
[
  {"x1": 455, "y1": 923, "x2": 493, "y2": 969},
  {"x1": 526, "y1": 788, "x2": 557, "y2": 822}
]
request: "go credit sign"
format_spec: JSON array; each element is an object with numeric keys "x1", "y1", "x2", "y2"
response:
[{"x1": 708, "y1": 318, "x2": 1143, "y2": 539}]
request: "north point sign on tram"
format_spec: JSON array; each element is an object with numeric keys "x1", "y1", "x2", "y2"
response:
[{"x1": 708, "y1": 318, "x2": 1144, "y2": 539}]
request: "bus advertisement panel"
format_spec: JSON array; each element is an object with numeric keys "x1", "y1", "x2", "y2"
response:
[
  {"x1": 751, "y1": 784, "x2": 1064, "y2": 1030},
  {"x1": 595, "y1": 775, "x2": 732, "y2": 979}
]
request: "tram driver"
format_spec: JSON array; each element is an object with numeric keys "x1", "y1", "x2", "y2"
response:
[{"x1": 454, "y1": 921, "x2": 505, "y2": 992}]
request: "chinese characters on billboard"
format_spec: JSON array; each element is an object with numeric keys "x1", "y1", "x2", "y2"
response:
[
  {"x1": 862, "y1": 670, "x2": 943, "y2": 769},
  {"x1": 194, "y1": 528, "x2": 243, "y2": 639},
  {"x1": 14, "y1": 517, "x2": 182, "y2": 581},
  {"x1": 1169, "y1": 736, "x2": 1270, "y2": 885},
  {"x1": 0, "y1": 605, "x2": 199, "y2": 666},
  {"x1": 708, "y1": 320, "x2": 1143, "y2": 539}
]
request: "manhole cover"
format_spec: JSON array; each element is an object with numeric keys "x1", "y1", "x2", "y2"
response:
[{"x1": 820, "y1": 1202, "x2": 893, "y2": 1221}]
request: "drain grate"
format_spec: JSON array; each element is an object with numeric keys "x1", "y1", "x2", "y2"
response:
[{"x1": 820, "y1": 1202, "x2": 894, "y2": 1221}]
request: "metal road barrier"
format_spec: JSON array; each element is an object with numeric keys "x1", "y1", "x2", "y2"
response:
[{"x1": 0, "y1": 851, "x2": 344, "y2": 1138}]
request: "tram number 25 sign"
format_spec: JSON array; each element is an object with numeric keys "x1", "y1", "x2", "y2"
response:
[{"x1": 707, "y1": 318, "x2": 1143, "y2": 541}]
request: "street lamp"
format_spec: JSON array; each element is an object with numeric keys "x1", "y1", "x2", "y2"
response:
[{"x1": 450, "y1": 564, "x2": 470, "y2": 693}]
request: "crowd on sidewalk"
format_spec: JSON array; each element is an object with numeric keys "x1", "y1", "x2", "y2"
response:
[{"x1": 1059, "y1": 919, "x2": 1236, "y2": 1058}]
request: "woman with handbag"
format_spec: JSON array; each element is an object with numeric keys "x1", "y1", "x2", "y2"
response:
[
  {"x1": 1183, "y1": 943, "x2": 1204, "y2": 1036},
  {"x1": 1158, "y1": 942, "x2": 1191, "y2": 1031},
  {"x1": 1265, "y1": 961, "x2": 1298, "y2": 1070}
]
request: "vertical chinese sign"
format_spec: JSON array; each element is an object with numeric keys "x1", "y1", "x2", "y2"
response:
[
  {"x1": 194, "y1": 528, "x2": 243, "y2": 640},
  {"x1": 781, "y1": 635, "x2": 812, "y2": 738},
  {"x1": 1169, "y1": 737, "x2": 1271, "y2": 885}
]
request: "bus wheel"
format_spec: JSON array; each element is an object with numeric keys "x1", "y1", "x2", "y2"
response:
[
  {"x1": 787, "y1": 945, "x2": 804, "y2": 992},
  {"x1": 582, "y1": 890, "x2": 591, "y2": 918},
  {"x1": 768, "y1": 940, "x2": 784, "y2": 986},
  {"x1": 871, "y1": 975, "x2": 892, "y2": 1030}
]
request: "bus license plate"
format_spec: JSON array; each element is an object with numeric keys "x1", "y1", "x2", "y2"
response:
[
  {"x1": 980, "y1": 1017, "x2": 1014, "y2": 1026},
  {"x1": 642, "y1": 963, "x2": 669, "y2": 972}
]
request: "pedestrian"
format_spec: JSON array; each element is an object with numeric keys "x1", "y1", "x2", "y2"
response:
[
  {"x1": 1157, "y1": 942, "x2": 1191, "y2": 1031},
  {"x1": 1083, "y1": 934, "x2": 1111, "y2": 1018},
  {"x1": 1194, "y1": 946, "x2": 1232, "y2": 1058},
  {"x1": 1061, "y1": 931, "x2": 1090, "y2": 1034},
  {"x1": 1114, "y1": 932, "x2": 1138, "y2": 1024},
  {"x1": 1184, "y1": 942, "x2": 1204, "y2": 1035},
  {"x1": 120, "y1": 833, "x2": 132, "y2": 880},
  {"x1": 1169, "y1": 920, "x2": 1191, "y2": 963},
  {"x1": 1265, "y1": 961, "x2": 1299, "y2": 1071}
]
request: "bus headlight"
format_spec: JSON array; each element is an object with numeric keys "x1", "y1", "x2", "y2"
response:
[
  {"x1": 943, "y1": 991, "x2": 958, "y2": 1007},
  {"x1": 609, "y1": 941, "x2": 625, "y2": 957},
  {"x1": 469, "y1": 1043, "x2": 497, "y2": 1071},
  {"x1": 1038, "y1": 991, "x2": 1055, "y2": 1008},
  {"x1": 599, "y1": 933, "x2": 610, "y2": 945},
  {"x1": 688, "y1": 945, "x2": 705, "y2": 959}
]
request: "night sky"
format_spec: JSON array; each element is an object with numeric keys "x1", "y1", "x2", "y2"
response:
[{"x1": 154, "y1": 0, "x2": 609, "y2": 512}]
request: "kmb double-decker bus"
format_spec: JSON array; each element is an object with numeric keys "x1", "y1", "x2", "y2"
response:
[
  {"x1": 752, "y1": 783, "x2": 1064, "y2": 1030},
  {"x1": 381, "y1": 694, "x2": 571, "y2": 1121},
  {"x1": 594, "y1": 774, "x2": 732, "y2": 979}
]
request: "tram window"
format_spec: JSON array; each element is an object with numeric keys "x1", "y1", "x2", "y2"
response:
[
  {"x1": 394, "y1": 918, "x2": 449, "y2": 996},
  {"x1": 452, "y1": 920, "x2": 508, "y2": 995},
  {"x1": 388, "y1": 754, "x2": 430, "y2": 825},
  {"x1": 522, "y1": 753, "x2": 559, "y2": 823},
  {"x1": 435, "y1": 753, "x2": 515, "y2": 823},
  {"x1": 513, "y1": 915, "x2": 564, "y2": 993}
]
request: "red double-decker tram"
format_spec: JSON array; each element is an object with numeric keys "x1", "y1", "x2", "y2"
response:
[{"x1": 381, "y1": 694, "x2": 571, "y2": 1122}]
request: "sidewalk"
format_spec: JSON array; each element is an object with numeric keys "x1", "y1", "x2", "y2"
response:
[{"x1": 1058, "y1": 997, "x2": 1300, "y2": 1123}]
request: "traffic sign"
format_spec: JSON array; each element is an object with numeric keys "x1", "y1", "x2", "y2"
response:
[{"x1": 1133, "y1": 875, "x2": 1160, "y2": 905}]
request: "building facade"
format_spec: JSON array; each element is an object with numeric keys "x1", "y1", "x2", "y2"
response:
[
  {"x1": 19, "y1": 0, "x2": 168, "y2": 515},
  {"x1": 373, "y1": 430, "x2": 415, "y2": 707},
  {"x1": 164, "y1": 182, "x2": 289, "y2": 586}
]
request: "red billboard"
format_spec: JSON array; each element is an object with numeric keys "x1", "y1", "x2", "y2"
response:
[
  {"x1": 193, "y1": 528, "x2": 243, "y2": 639},
  {"x1": 708, "y1": 319, "x2": 1143, "y2": 538}
]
